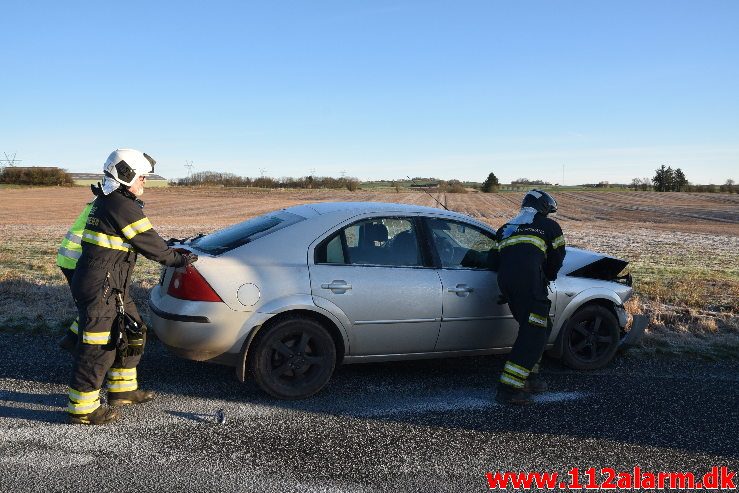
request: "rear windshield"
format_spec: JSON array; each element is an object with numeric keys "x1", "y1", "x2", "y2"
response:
[{"x1": 192, "y1": 211, "x2": 304, "y2": 255}]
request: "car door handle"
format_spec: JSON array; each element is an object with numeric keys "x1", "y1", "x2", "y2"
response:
[
  {"x1": 321, "y1": 281, "x2": 352, "y2": 292},
  {"x1": 448, "y1": 284, "x2": 474, "y2": 295}
]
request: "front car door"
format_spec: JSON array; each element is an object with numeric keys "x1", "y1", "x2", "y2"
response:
[
  {"x1": 425, "y1": 217, "x2": 521, "y2": 351},
  {"x1": 309, "y1": 216, "x2": 442, "y2": 356}
]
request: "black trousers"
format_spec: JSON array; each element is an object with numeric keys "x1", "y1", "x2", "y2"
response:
[
  {"x1": 497, "y1": 268, "x2": 552, "y2": 388},
  {"x1": 67, "y1": 264, "x2": 146, "y2": 414}
]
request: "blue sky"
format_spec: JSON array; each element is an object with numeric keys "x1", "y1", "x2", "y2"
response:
[{"x1": 1, "y1": 1, "x2": 737, "y2": 184}]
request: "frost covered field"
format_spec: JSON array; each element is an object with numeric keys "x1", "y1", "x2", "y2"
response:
[{"x1": 1, "y1": 187, "x2": 737, "y2": 356}]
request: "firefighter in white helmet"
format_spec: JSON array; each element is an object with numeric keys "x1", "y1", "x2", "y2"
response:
[{"x1": 66, "y1": 149, "x2": 197, "y2": 425}]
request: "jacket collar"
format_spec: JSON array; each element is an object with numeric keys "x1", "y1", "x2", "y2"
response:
[{"x1": 114, "y1": 187, "x2": 145, "y2": 208}]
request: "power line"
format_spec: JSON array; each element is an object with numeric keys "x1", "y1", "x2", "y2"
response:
[{"x1": 0, "y1": 152, "x2": 21, "y2": 167}]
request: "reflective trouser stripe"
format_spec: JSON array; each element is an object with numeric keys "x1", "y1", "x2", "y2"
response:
[
  {"x1": 107, "y1": 367, "x2": 138, "y2": 393},
  {"x1": 500, "y1": 373, "x2": 525, "y2": 389},
  {"x1": 504, "y1": 361, "x2": 530, "y2": 378},
  {"x1": 108, "y1": 368, "x2": 136, "y2": 379},
  {"x1": 528, "y1": 313, "x2": 548, "y2": 327},
  {"x1": 81, "y1": 331, "x2": 111, "y2": 345},
  {"x1": 69, "y1": 319, "x2": 79, "y2": 335},
  {"x1": 121, "y1": 217, "x2": 153, "y2": 240},
  {"x1": 68, "y1": 388, "x2": 101, "y2": 415},
  {"x1": 107, "y1": 381, "x2": 138, "y2": 392}
]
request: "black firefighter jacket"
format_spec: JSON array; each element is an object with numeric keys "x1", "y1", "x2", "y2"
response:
[
  {"x1": 493, "y1": 213, "x2": 566, "y2": 298},
  {"x1": 71, "y1": 187, "x2": 187, "y2": 336}
]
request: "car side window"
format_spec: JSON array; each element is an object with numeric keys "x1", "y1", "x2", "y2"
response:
[
  {"x1": 316, "y1": 217, "x2": 423, "y2": 267},
  {"x1": 426, "y1": 218, "x2": 497, "y2": 269}
]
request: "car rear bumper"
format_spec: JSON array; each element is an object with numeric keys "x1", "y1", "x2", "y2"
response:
[{"x1": 149, "y1": 285, "x2": 250, "y2": 362}]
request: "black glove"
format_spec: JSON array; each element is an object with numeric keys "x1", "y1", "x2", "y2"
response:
[
  {"x1": 182, "y1": 252, "x2": 199, "y2": 265},
  {"x1": 167, "y1": 237, "x2": 183, "y2": 246}
]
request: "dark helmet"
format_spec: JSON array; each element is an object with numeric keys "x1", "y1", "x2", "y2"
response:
[{"x1": 521, "y1": 189, "x2": 558, "y2": 215}]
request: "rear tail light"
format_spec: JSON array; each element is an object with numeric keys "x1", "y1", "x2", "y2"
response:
[{"x1": 167, "y1": 265, "x2": 223, "y2": 302}]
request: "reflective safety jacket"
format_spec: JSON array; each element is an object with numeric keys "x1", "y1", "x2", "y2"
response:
[
  {"x1": 57, "y1": 201, "x2": 96, "y2": 270},
  {"x1": 495, "y1": 213, "x2": 566, "y2": 282},
  {"x1": 76, "y1": 187, "x2": 187, "y2": 294},
  {"x1": 79, "y1": 187, "x2": 185, "y2": 267}
]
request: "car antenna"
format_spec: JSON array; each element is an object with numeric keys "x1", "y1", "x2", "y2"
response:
[{"x1": 407, "y1": 176, "x2": 449, "y2": 210}]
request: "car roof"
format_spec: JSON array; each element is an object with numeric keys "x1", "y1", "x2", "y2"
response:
[{"x1": 284, "y1": 201, "x2": 490, "y2": 228}]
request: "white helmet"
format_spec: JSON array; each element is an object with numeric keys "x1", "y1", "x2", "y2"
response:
[{"x1": 101, "y1": 148, "x2": 156, "y2": 195}]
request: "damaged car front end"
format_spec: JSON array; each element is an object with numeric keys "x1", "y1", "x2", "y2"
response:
[{"x1": 549, "y1": 247, "x2": 648, "y2": 368}]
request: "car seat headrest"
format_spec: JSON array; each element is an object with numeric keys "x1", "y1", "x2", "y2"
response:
[{"x1": 364, "y1": 222, "x2": 389, "y2": 243}]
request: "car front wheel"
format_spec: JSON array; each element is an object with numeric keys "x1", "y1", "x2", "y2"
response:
[
  {"x1": 250, "y1": 317, "x2": 336, "y2": 399},
  {"x1": 560, "y1": 305, "x2": 620, "y2": 370}
]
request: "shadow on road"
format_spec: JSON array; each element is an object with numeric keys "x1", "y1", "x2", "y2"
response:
[{"x1": 0, "y1": 391, "x2": 67, "y2": 423}]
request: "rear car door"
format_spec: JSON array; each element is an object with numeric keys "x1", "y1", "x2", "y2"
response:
[
  {"x1": 309, "y1": 216, "x2": 442, "y2": 356},
  {"x1": 425, "y1": 217, "x2": 519, "y2": 351}
]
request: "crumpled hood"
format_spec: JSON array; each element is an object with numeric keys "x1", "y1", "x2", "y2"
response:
[{"x1": 560, "y1": 247, "x2": 629, "y2": 280}]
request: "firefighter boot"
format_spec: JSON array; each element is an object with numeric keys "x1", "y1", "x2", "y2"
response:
[
  {"x1": 495, "y1": 384, "x2": 532, "y2": 405},
  {"x1": 524, "y1": 374, "x2": 548, "y2": 393},
  {"x1": 58, "y1": 333, "x2": 78, "y2": 353},
  {"x1": 108, "y1": 389, "x2": 156, "y2": 406},
  {"x1": 68, "y1": 406, "x2": 119, "y2": 425}
]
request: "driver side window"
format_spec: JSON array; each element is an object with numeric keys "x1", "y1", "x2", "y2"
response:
[{"x1": 426, "y1": 219, "x2": 497, "y2": 269}]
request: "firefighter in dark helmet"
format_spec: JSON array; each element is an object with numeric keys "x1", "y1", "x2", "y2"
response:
[
  {"x1": 67, "y1": 149, "x2": 197, "y2": 425},
  {"x1": 494, "y1": 189, "x2": 565, "y2": 405}
]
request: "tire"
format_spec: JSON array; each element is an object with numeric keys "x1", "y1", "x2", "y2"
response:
[
  {"x1": 560, "y1": 304, "x2": 620, "y2": 370},
  {"x1": 249, "y1": 317, "x2": 336, "y2": 399}
]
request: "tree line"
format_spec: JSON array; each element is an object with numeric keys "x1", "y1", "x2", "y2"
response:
[
  {"x1": 0, "y1": 167, "x2": 73, "y2": 186},
  {"x1": 631, "y1": 165, "x2": 737, "y2": 193},
  {"x1": 170, "y1": 171, "x2": 360, "y2": 191}
]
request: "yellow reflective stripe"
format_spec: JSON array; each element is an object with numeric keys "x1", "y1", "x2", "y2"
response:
[
  {"x1": 529, "y1": 313, "x2": 548, "y2": 327},
  {"x1": 121, "y1": 217, "x2": 153, "y2": 240},
  {"x1": 500, "y1": 373, "x2": 525, "y2": 389},
  {"x1": 552, "y1": 235, "x2": 565, "y2": 249},
  {"x1": 69, "y1": 319, "x2": 79, "y2": 335},
  {"x1": 68, "y1": 388, "x2": 100, "y2": 402},
  {"x1": 107, "y1": 381, "x2": 138, "y2": 392},
  {"x1": 81, "y1": 331, "x2": 111, "y2": 344},
  {"x1": 499, "y1": 235, "x2": 547, "y2": 253},
  {"x1": 82, "y1": 230, "x2": 131, "y2": 252},
  {"x1": 504, "y1": 361, "x2": 530, "y2": 378},
  {"x1": 107, "y1": 368, "x2": 137, "y2": 379},
  {"x1": 67, "y1": 400, "x2": 101, "y2": 414}
]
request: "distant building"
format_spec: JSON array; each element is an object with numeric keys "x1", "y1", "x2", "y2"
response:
[{"x1": 69, "y1": 172, "x2": 169, "y2": 187}]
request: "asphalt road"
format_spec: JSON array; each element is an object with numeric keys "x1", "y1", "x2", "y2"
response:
[{"x1": 1, "y1": 333, "x2": 738, "y2": 492}]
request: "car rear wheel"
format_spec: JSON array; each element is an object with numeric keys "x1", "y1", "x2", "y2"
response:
[
  {"x1": 250, "y1": 317, "x2": 336, "y2": 399},
  {"x1": 560, "y1": 305, "x2": 620, "y2": 370}
]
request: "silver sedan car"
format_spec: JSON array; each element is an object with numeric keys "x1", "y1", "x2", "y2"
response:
[{"x1": 150, "y1": 202, "x2": 640, "y2": 399}]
